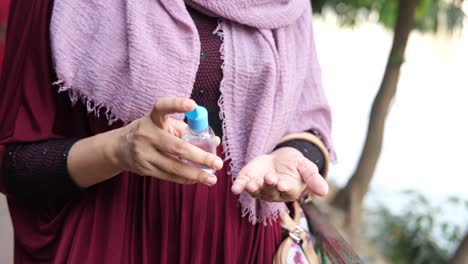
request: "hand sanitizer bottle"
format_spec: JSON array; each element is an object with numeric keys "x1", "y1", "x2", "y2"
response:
[{"x1": 183, "y1": 105, "x2": 217, "y2": 173}]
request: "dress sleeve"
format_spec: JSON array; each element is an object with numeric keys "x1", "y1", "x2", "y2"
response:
[
  {"x1": 0, "y1": 0, "x2": 85, "y2": 197},
  {"x1": 2, "y1": 139, "x2": 82, "y2": 198}
]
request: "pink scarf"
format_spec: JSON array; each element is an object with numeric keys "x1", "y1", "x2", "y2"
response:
[{"x1": 50, "y1": 0, "x2": 335, "y2": 224}]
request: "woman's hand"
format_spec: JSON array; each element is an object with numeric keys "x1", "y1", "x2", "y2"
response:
[
  {"x1": 231, "y1": 147, "x2": 328, "y2": 202},
  {"x1": 112, "y1": 97, "x2": 223, "y2": 186}
]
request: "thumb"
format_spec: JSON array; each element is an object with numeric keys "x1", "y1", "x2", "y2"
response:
[
  {"x1": 150, "y1": 97, "x2": 195, "y2": 127},
  {"x1": 297, "y1": 157, "x2": 328, "y2": 196}
]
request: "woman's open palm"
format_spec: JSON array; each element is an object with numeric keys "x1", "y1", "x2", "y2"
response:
[{"x1": 231, "y1": 147, "x2": 328, "y2": 202}]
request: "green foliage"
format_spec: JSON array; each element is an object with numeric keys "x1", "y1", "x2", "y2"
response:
[
  {"x1": 311, "y1": 0, "x2": 465, "y2": 33},
  {"x1": 365, "y1": 190, "x2": 468, "y2": 264}
]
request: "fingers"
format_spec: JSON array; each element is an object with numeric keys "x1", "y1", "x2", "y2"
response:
[
  {"x1": 232, "y1": 155, "x2": 328, "y2": 201},
  {"x1": 245, "y1": 176, "x2": 299, "y2": 202},
  {"x1": 233, "y1": 173, "x2": 301, "y2": 202},
  {"x1": 132, "y1": 155, "x2": 197, "y2": 185},
  {"x1": 169, "y1": 121, "x2": 220, "y2": 146},
  {"x1": 231, "y1": 174, "x2": 250, "y2": 195},
  {"x1": 232, "y1": 164, "x2": 262, "y2": 195},
  {"x1": 147, "y1": 151, "x2": 218, "y2": 186},
  {"x1": 233, "y1": 171, "x2": 282, "y2": 201},
  {"x1": 233, "y1": 168, "x2": 307, "y2": 202},
  {"x1": 232, "y1": 154, "x2": 317, "y2": 202},
  {"x1": 277, "y1": 177, "x2": 305, "y2": 201},
  {"x1": 150, "y1": 98, "x2": 196, "y2": 127},
  {"x1": 264, "y1": 173, "x2": 278, "y2": 186},
  {"x1": 168, "y1": 119, "x2": 188, "y2": 138},
  {"x1": 276, "y1": 177, "x2": 296, "y2": 193},
  {"x1": 246, "y1": 180, "x2": 263, "y2": 196},
  {"x1": 298, "y1": 157, "x2": 328, "y2": 196},
  {"x1": 155, "y1": 133, "x2": 223, "y2": 171},
  {"x1": 258, "y1": 173, "x2": 283, "y2": 201}
]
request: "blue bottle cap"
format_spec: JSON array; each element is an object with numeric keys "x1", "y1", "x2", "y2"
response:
[{"x1": 185, "y1": 105, "x2": 208, "y2": 133}]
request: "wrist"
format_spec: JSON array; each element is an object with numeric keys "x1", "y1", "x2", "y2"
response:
[
  {"x1": 66, "y1": 128, "x2": 126, "y2": 188},
  {"x1": 274, "y1": 139, "x2": 326, "y2": 174},
  {"x1": 276, "y1": 132, "x2": 330, "y2": 179},
  {"x1": 272, "y1": 146, "x2": 303, "y2": 158},
  {"x1": 101, "y1": 128, "x2": 126, "y2": 172}
]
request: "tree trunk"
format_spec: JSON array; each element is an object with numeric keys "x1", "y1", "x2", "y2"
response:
[
  {"x1": 331, "y1": 0, "x2": 419, "y2": 242},
  {"x1": 451, "y1": 233, "x2": 468, "y2": 264}
]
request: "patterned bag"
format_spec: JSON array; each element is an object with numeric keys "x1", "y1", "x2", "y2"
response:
[{"x1": 274, "y1": 201, "x2": 319, "y2": 264}]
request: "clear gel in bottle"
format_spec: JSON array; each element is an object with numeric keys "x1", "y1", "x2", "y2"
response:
[{"x1": 182, "y1": 105, "x2": 217, "y2": 173}]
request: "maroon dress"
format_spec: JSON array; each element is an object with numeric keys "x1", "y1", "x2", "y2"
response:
[{"x1": 0, "y1": 1, "x2": 283, "y2": 263}]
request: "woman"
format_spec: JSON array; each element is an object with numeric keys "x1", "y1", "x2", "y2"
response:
[{"x1": 0, "y1": 0, "x2": 335, "y2": 263}]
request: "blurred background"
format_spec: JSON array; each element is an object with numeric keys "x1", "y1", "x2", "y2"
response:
[{"x1": 1, "y1": 0, "x2": 467, "y2": 263}]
